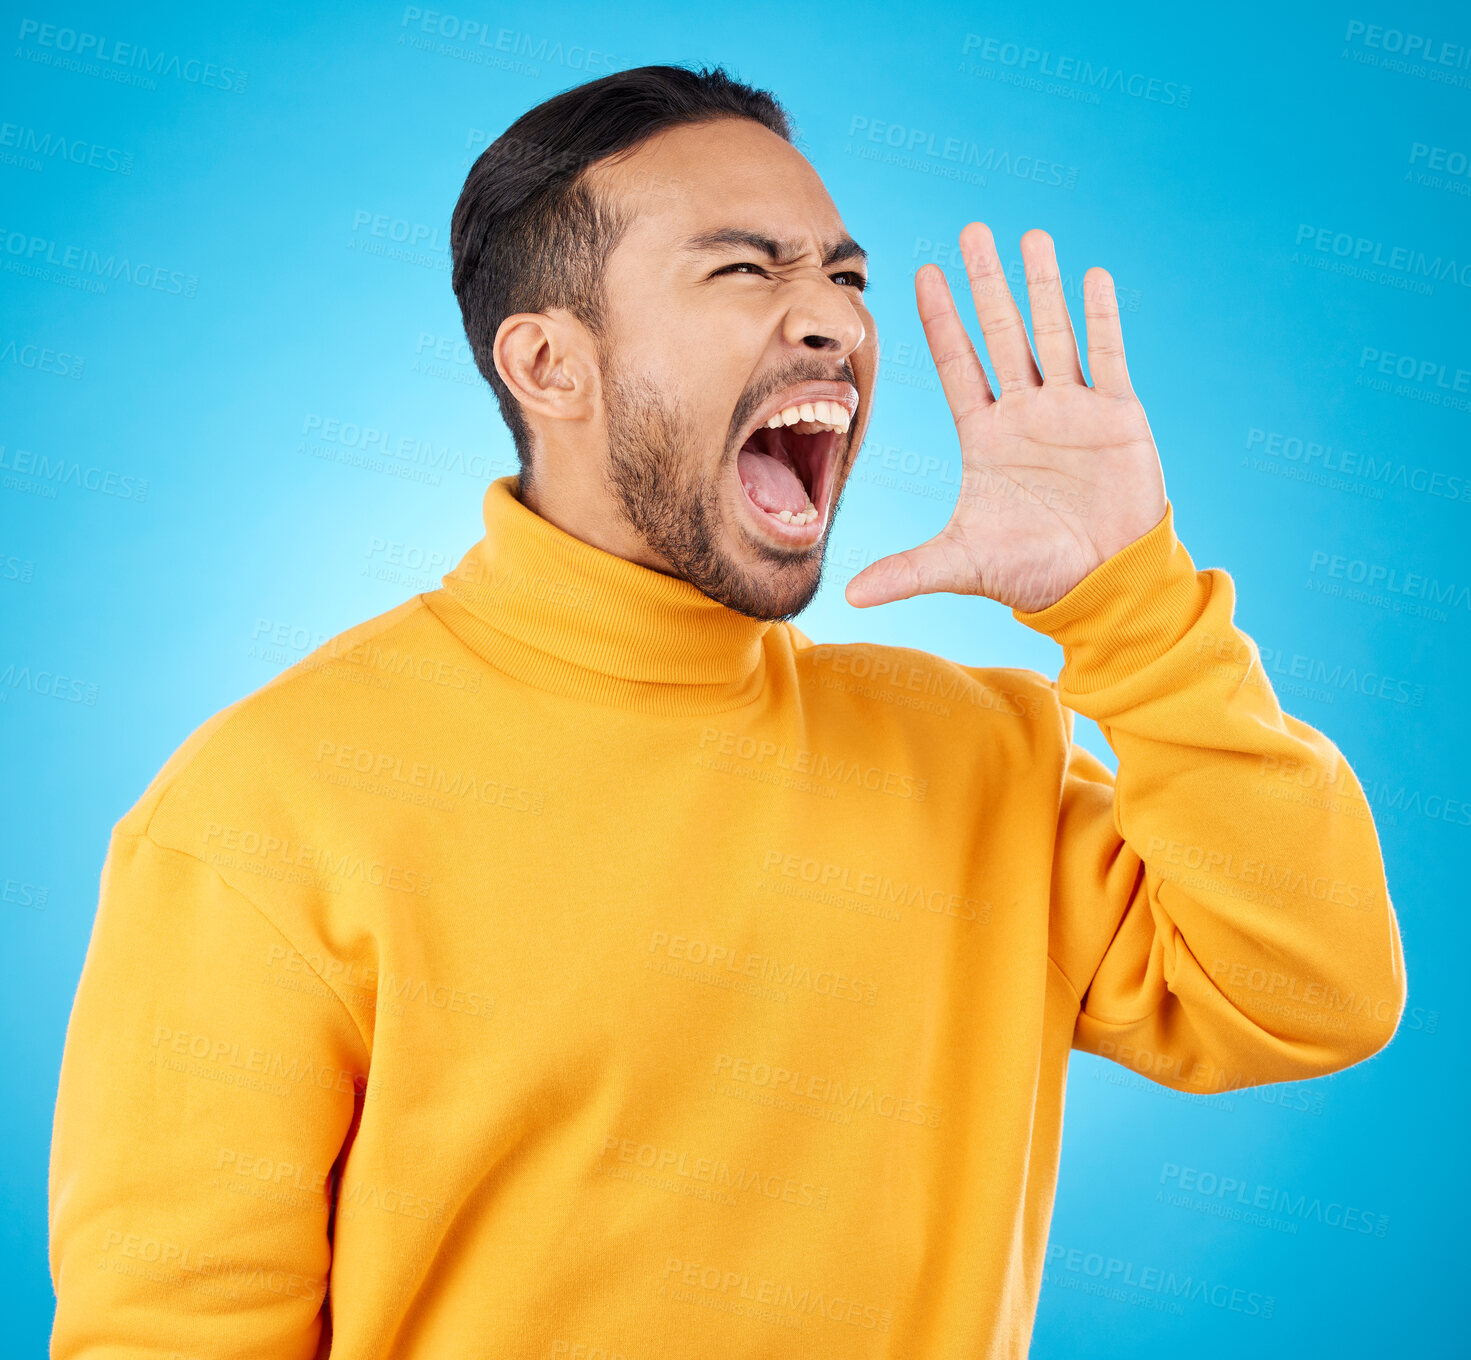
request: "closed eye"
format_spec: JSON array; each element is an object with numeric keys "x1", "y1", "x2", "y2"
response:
[{"x1": 712, "y1": 262, "x2": 869, "y2": 292}]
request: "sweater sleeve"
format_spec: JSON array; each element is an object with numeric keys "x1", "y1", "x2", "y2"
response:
[
  {"x1": 48, "y1": 827, "x2": 370, "y2": 1358},
  {"x1": 1015, "y1": 504, "x2": 1408, "y2": 1091}
]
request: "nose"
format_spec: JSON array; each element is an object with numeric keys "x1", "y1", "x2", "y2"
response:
[{"x1": 780, "y1": 270, "x2": 867, "y2": 359}]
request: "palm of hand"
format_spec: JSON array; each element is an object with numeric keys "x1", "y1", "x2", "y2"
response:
[{"x1": 846, "y1": 225, "x2": 1168, "y2": 615}]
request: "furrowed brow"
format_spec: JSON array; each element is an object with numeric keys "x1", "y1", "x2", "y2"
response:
[
  {"x1": 681, "y1": 228, "x2": 868, "y2": 269},
  {"x1": 823, "y1": 235, "x2": 868, "y2": 268}
]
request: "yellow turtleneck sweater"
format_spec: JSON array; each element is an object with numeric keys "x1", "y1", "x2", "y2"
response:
[{"x1": 49, "y1": 476, "x2": 1405, "y2": 1358}]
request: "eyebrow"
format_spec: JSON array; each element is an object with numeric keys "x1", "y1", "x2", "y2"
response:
[{"x1": 680, "y1": 227, "x2": 868, "y2": 269}]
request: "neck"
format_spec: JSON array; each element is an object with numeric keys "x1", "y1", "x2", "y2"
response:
[
  {"x1": 516, "y1": 455, "x2": 673, "y2": 576},
  {"x1": 423, "y1": 475, "x2": 777, "y2": 717}
]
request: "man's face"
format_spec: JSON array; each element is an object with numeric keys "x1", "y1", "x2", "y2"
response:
[{"x1": 585, "y1": 118, "x2": 877, "y2": 621}]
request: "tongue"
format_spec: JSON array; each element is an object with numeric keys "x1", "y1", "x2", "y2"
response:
[{"x1": 738, "y1": 447, "x2": 808, "y2": 515}]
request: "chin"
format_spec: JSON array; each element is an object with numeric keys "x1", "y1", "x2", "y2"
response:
[{"x1": 697, "y1": 489, "x2": 832, "y2": 623}]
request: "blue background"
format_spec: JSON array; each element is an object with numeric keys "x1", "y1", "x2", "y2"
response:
[{"x1": 3, "y1": 1, "x2": 1465, "y2": 1353}]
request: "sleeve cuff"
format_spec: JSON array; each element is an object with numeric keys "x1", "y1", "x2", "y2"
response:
[{"x1": 1011, "y1": 502, "x2": 1213, "y2": 698}]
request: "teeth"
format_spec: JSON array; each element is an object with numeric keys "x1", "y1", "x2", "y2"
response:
[
  {"x1": 773, "y1": 494, "x2": 819, "y2": 527},
  {"x1": 762, "y1": 397, "x2": 852, "y2": 434}
]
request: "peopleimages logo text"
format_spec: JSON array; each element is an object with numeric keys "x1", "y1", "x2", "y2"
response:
[
  {"x1": 960, "y1": 34, "x2": 1191, "y2": 106},
  {"x1": 15, "y1": 19, "x2": 248, "y2": 92},
  {"x1": 1295, "y1": 225, "x2": 1471, "y2": 289},
  {"x1": 1343, "y1": 20, "x2": 1471, "y2": 69}
]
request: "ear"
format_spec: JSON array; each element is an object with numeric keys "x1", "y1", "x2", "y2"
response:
[{"x1": 492, "y1": 309, "x2": 599, "y2": 426}]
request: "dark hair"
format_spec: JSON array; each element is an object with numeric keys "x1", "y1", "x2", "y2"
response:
[{"x1": 450, "y1": 64, "x2": 793, "y2": 477}]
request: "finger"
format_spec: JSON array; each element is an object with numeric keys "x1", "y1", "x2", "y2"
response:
[
  {"x1": 1083, "y1": 266, "x2": 1133, "y2": 396},
  {"x1": 915, "y1": 264, "x2": 995, "y2": 433},
  {"x1": 1020, "y1": 229, "x2": 1085, "y2": 385},
  {"x1": 845, "y1": 539, "x2": 965, "y2": 609},
  {"x1": 958, "y1": 222, "x2": 1041, "y2": 393}
]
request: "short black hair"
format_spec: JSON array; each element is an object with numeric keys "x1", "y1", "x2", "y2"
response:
[{"x1": 450, "y1": 64, "x2": 794, "y2": 478}]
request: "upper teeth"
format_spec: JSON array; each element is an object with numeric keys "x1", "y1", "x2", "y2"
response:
[{"x1": 764, "y1": 399, "x2": 851, "y2": 433}]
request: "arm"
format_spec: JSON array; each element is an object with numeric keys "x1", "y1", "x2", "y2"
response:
[
  {"x1": 842, "y1": 221, "x2": 1405, "y2": 1087},
  {"x1": 49, "y1": 825, "x2": 369, "y2": 1357},
  {"x1": 1018, "y1": 506, "x2": 1405, "y2": 1089}
]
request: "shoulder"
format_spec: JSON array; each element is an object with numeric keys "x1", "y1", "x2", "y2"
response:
[
  {"x1": 116, "y1": 595, "x2": 483, "y2": 848},
  {"x1": 780, "y1": 624, "x2": 1070, "y2": 750}
]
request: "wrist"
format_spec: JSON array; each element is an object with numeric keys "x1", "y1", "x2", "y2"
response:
[{"x1": 1012, "y1": 502, "x2": 1210, "y2": 696}]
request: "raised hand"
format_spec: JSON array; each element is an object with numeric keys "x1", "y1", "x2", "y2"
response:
[{"x1": 845, "y1": 224, "x2": 1167, "y2": 614}]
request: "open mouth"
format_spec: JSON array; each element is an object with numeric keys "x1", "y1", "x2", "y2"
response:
[{"x1": 735, "y1": 394, "x2": 855, "y2": 538}]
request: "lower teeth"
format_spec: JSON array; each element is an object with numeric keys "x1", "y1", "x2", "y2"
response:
[{"x1": 774, "y1": 495, "x2": 817, "y2": 526}]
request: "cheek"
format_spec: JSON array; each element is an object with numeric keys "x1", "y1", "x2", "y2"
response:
[
  {"x1": 609, "y1": 283, "x2": 702, "y2": 360},
  {"x1": 852, "y1": 321, "x2": 878, "y2": 389}
]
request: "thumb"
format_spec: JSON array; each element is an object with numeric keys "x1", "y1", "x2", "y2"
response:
[{"x1": 844, "y1": 537, "x2": 971, "y2": 609}]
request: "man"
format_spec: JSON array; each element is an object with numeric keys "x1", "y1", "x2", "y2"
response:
[{"x1": 50, "y1": 63, "x2": 1405, "y2": 1358}]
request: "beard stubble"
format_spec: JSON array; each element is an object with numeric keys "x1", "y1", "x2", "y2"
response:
[{"x1": 600, "y1": 361, "x2": 836, "y2": 623}]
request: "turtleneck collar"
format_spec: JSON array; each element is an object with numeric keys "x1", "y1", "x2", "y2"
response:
[{"x1": 422, "y1": 475, "x2": 776, "y2": 716}]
